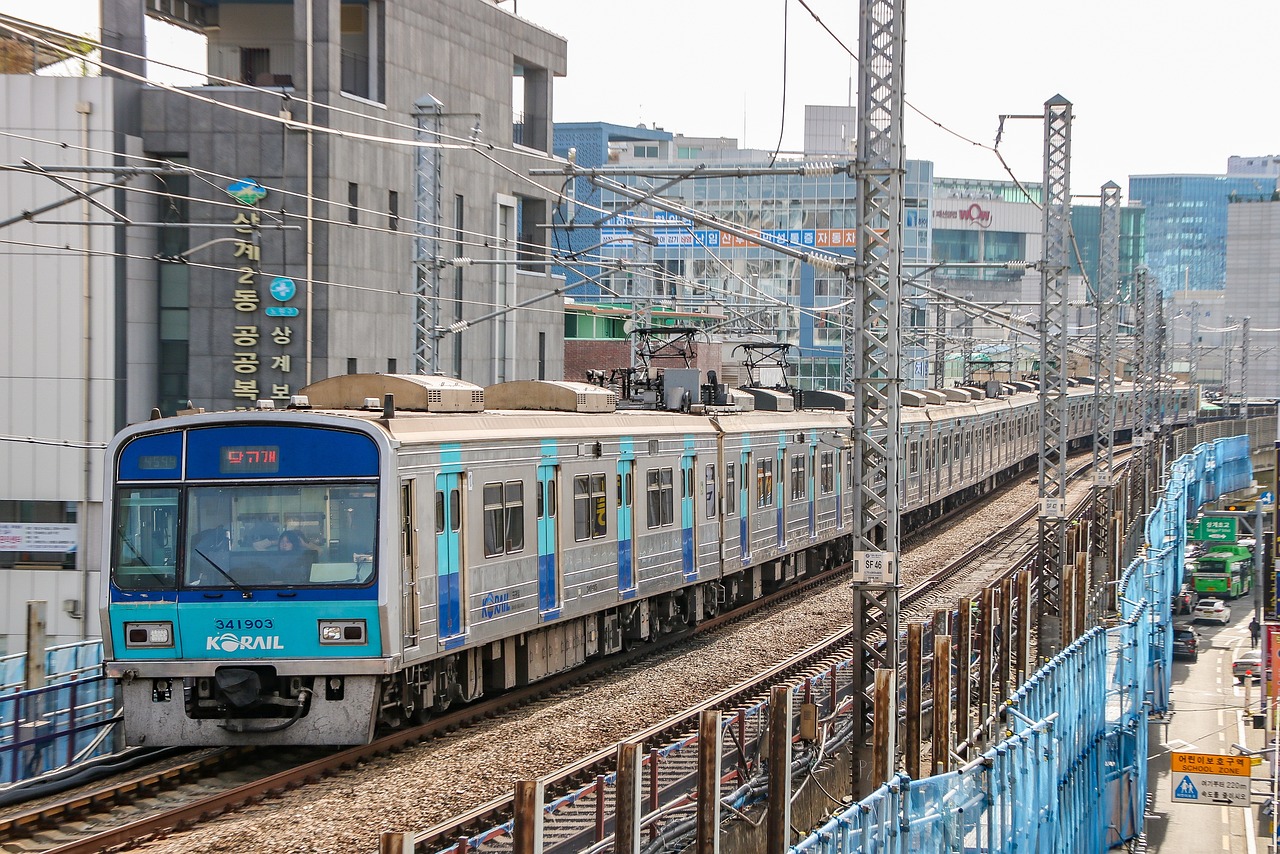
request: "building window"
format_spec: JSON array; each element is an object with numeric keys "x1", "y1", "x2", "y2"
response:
[
  {"x1": 646, "y1": 467, "x2": 675, "y2": 529},
  {"x1": 573, "y1": 473, "x2": 608, "y2": 541},
  {"x1": 348, "y1": 182, "x2": 359, "y2": 224},
  {"x1": 482, "y1": 481, "x2": 524, "y2": 557},
  {"x1": 387, "y1": 358, "x2": 397, "y2": 373},
  {"x1": 0, "y1": 500, "x2": 78, "y2": 570},
  {"x1": 635, "y1": 144, "x2": 659, "y2": 158},
  {"x1": 388, "y1": 190, "x2": 399, "y2": 231},
  {"x1": 347, "y1": 358, "x2": 358, "y2": 375}
]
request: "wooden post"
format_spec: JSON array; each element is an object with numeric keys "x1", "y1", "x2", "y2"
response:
[
  {"x1": 512, "y1": 779, "x2": 544, "y2": 854},
  {"x1": 1017, "y1": 571, "x2": 1032, "y2": 683},
  {"x1": 377, "y1": 831, "x2": 414, "y2": 854},
  {"x1": 977, "y1": 588, "x2": 994, "y2": 732},
  {"x1": 933, "y1": 634, "x2": 952, "y2": 775},
  {"x1": 956, "y1": 597, "x2": 972, "y2": 749},
  {"x1": 905, "y1": 622, "x2": 923, "y2": 779},
  {"x1": 696, "y1": 709, "x2": 722, "y2": 854},
  {"x1": 998, "y1": 577, "x2": 1012, "y2": 701},
  {"x1": 766, "y1": 685, "x2": 793, "y2": 853},
  {"x1": 873, "y1": 668, "x2": 897, "y2": 787},
  {"x1": 615, "y1": 742, "x2": 642, "y2": 854}
]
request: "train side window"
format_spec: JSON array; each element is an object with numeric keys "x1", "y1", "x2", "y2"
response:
[
  {"x1": 482, "y1": 481, "x2": 525, "y2": 558},
  {"x1": 725, "y1": 463, "x2": 736, "y2": 516},
  {"x1": 572, "y1": 473, "x2": 609, "y2": 541},
  {"x1": 756, "y1": 459, "x2": 774, "y2": 508},
  {"x1": 820, "y1": 452, "x2": 834, "y2": 494},
  {"x1": 401, "y1": 482, "x2": 414, "y2": 560},
  {"x1": 941, "y1": 436, "x2": 950, "y2": 466},
  {"x1": 790, "y1": 454, "x2": 806, "y2": 501},
  {"x1": 590, "y1": 474, "x2": 608, "y2": 538},
  {"x1": 435, "y1": 492, "x2": 445, "y2": 534},
  {"x1": 646, "y1": 467, "x2": 674, "y2": 529},
  {"x1": 449, "y1": 488, "x2": 461, "y2": 533},
  {"x1": 908, "y1": 442, "x2": 919, "y2": 475},
  {"x1": 705, "y1": 464, "x2": 716, "y2": 519}
]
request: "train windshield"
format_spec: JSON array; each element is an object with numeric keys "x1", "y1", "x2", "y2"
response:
[
  {"x1": 113, "y1": 488, "x2": 180, "y2": 590},
  {"x1": 112, "y1": 483, "x2": 378, "y2": 590}
]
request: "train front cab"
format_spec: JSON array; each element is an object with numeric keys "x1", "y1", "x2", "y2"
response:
[{"x1": 102, "y1": 416, "x2": 396, "y2": 746}]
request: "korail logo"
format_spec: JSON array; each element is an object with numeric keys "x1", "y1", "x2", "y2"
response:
[{"x1": 207, "y1": 633, "x2": 285, "y2": 652}]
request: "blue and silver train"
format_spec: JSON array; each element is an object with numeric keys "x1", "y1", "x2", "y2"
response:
[{"x1": 101, "y1": 373, "x2": 1190, "y2": 746}]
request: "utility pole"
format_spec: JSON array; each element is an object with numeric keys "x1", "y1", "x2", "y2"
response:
[
  {"x1": 848, "y1": 0, "x2": 904, "y2": 796},
  {"x1": 1241, "y1": 316, "x2": 1250, "y2": 420},
  {"x1": 412, "y1": 95, "x2": 444, "y2": 375},
  {"x1": 1136, "y1": 270, "x2": 1157, "y2": 435},
  {"x1": 933, "y1": 295, "x2": 946, "y2": 389},
  {"x1": 1224, "y1": 315, "x2": 1234, "y2": 405},
  {"x1": 1091, "y1": 181, "x2": 1119, "y2": 617},
  {"x1": 1036, "y1": 95, "x2": 1072, "y2": 658},
  {"x1": 1188, "y1": 300, "x2": 1199, "y2": 423}
]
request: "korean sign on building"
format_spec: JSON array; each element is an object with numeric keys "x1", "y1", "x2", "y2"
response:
[{"x1": 224, "y1": 180, "x2": 302, "y2": 406}]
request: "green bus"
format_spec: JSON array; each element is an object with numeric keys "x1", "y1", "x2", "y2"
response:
[{"x1": 1193, "y1": 544, "x2": 1254, "y2": 598}]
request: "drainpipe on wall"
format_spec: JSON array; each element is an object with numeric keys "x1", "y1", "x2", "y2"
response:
[{"x1": 77, "y1": 98, "x2": 92, "y2": 641}]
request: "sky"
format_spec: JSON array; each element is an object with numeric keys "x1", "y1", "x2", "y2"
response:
[
  {"x1": 509, "y1": 0, "x2": 1280, "y2": 194},
  {"x1": 6, "y1": 0, "x2": 1277, "y2": 196}
]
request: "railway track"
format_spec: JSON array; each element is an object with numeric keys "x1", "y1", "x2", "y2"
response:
[
  {"x1": 0, "y1": 536, "x2": 871, "y2": 854},
  {"x1": 0, "y1": 452, "x2": 1123, "y2": 854},
  {"x1": 404, "y1": 453, "x2": 1123, "y2": 853}
]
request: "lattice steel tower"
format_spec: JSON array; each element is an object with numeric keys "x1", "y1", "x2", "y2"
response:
[
  {"x1": 1091, "y1": 181, "x2": 1120, "y2": 613},
  {"x1": 1036, "y1": 95, "x2": 1072, "y2": 657},
  {"x1": 847, "y1": 0, "x2": 904, "y2": 780},
  {"x1": 413, "y1": 95, "x2": 444, "y2": 375}
]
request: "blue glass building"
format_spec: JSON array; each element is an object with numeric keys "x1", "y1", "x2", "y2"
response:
[
  {"x1": 1129, "y1": 174, "x2": 1274, "y2": 294},
  {"x1": 551, "y1": 121, "x2": 933, "y2": 389}
]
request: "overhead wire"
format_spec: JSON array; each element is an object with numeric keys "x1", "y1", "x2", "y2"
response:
[{"x1": 768, "y1": 0, "x2": 790, "y2": 168}]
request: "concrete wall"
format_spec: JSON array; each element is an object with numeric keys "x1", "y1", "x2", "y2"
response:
[
  {"x1": 1224, "y1": 201, "x2": 1280, "y2": 400},
  {"x1": 0, "y1": 75, "x2": 143, "y2": 649}
]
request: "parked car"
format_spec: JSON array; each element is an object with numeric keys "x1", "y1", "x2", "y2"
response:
[
  {"x1": 1172, "y1": 626, "x2": 1199, "y2": 662},
  {"x1": 1233, "y1": 649, "x2": 1263, "y2": 682},
  {"x1": 1193, "y1": 598, "x2": 1231, "y2": 625}
]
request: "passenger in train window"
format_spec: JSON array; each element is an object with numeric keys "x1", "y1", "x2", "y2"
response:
[{"x1": 278, "y1": 530, "x2": 319, "y2": 583}]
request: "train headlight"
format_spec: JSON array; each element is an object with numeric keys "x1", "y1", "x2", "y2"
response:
[
  {"x1": 318, "y1": 620, "x2": 366, "y2": 644},
  {"x1": 124, "y1": 621, "x2": 174, "y2": 648}
]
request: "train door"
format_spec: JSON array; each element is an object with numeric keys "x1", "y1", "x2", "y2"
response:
[
  {"x1": 680, "y1": 451, "x2": 696, "y2": 580},
  {"x1": 775, "y1": 446, "x2": 786, "y2": 547},
  {"x1": 616, "y1": 457, "x2": 636, "y2": 598},
  {"x1": 401, "y1": 480, "x2": 419, "y2": 650},
  {"x1": 808, "y1": 446, "x2": 817, "y2": 538},
  {"x1": 434, "y1": 472, "x2": 465, "y2": 647},
  {"x1": 740, "y1": 450, "x2": 752, "y2": 561},
  {"x1": 536, "y1": 463, "x2": 561, "y2": 618}
]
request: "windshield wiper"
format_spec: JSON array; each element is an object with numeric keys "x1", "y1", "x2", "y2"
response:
[
  {"x1": 191, "y1": 546, "x2": 253, "y2": 599},
  {"x1": 116, "y1": 528, "x2": 154, "y2": 568}
]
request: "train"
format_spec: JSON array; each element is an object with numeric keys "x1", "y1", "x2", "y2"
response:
[{"x1": 101, "y1": 372, "x2": 1194, "y2": 746}]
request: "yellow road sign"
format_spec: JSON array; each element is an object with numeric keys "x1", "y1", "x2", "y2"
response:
[{"x1": 1171, "y1": 751, "x2": 1251, "y2": 777}]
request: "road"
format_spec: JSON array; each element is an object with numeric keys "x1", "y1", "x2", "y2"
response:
[{"x1": 1146, "y1": 607, "x2": 1273, "y2": 852}]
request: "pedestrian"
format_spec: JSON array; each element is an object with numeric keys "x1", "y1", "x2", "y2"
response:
[{"x1": 1249, "y1": 615, "x2": 1261, "y2": 648}]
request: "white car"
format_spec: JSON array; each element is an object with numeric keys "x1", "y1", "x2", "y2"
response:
[{"x1": 1192, "y1": 598, "x2": 1231, "y2": 625}]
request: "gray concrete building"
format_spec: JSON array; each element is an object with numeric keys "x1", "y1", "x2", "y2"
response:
[
  {"x1": 1222, "y1": 195, "x2": 1280, "y2": 401},
  {"x1": 0, "y1": 0, "x2": 567, "y2": 650}
]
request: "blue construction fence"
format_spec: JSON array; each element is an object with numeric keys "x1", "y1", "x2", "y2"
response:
[
  {"x1": 794, "y1": 434, "x2": 1253, "y2": 854},
  {"x1": 0, "y1": 641, "x2": 117, "y2": 785}
]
